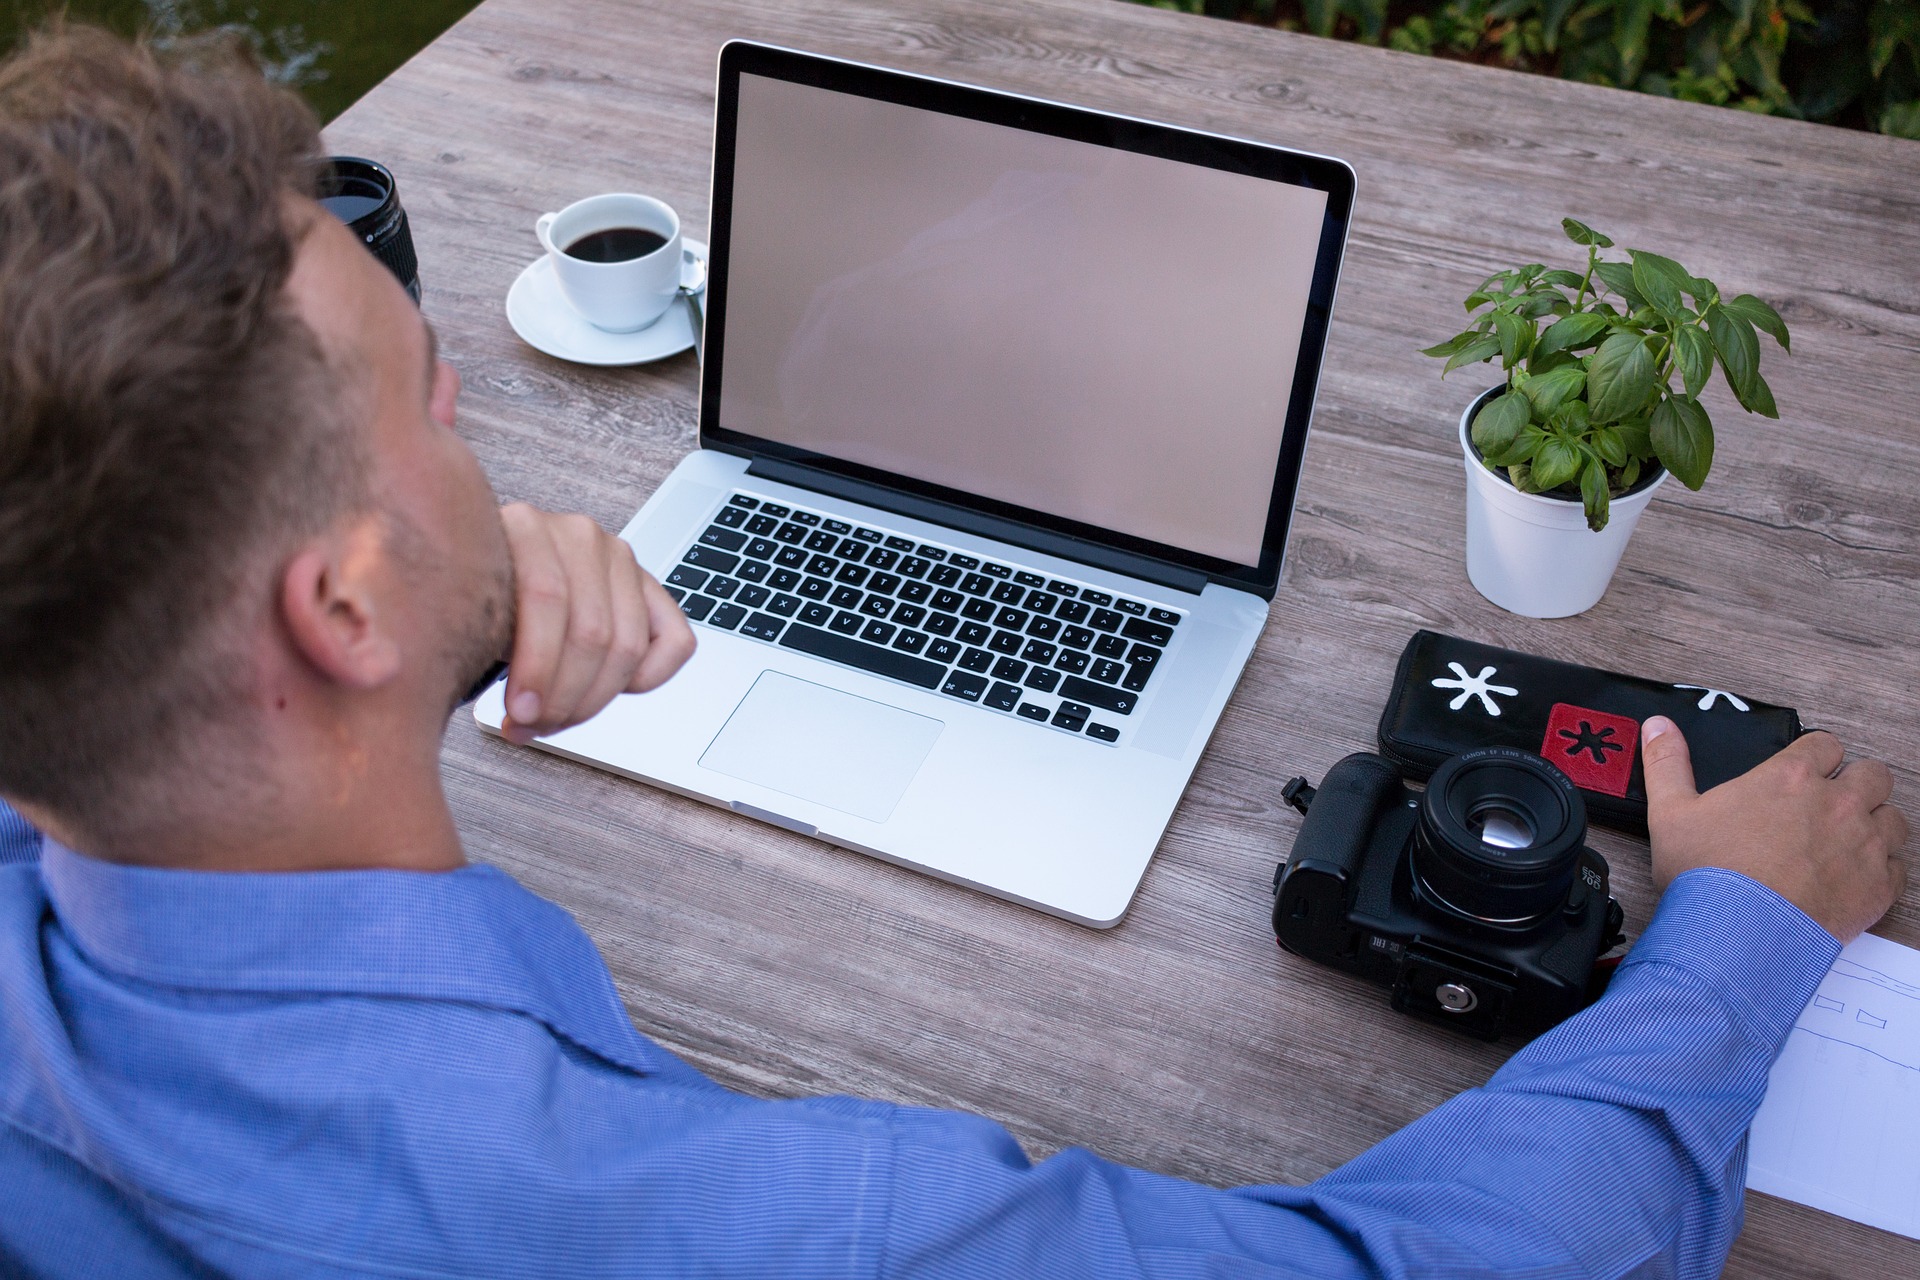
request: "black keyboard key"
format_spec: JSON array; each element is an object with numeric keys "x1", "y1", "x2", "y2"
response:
[
  {"x1": 960, "y1": 573, "x2": 992, "y2": 596},
  {"x1": 823, "y1": 518, "x2": 852, "y2": 534},
  {"x1": 853, "y1": 527, "x2": 883, "y2": 543},
  {"x1": 1021, "y1": 640, "x2": 1057, "y2": 665},
  {"x1": 800, "y1": 602, "x2": 832, "y2": 626},
  {"x1": 885, "y1": 535, "x2": 916, "y2": 552},
  {"x1": 779, "y1": 625, "x2": 944, "y2": 690},
  {"x1": 806, "y1": 554, "x2": 837, "y2": 577},
  {"x1": 1085, "y1": 722, "x2": 1120, "y2": 743},
  {"x1": 745, "y1": 513, "x2": 779, "y2": 535},
  {"x1": 942, "y1": 670, "x2": 988, "y2": 701},
  {"x1": 805, "y1": 530, "x2": 838, "y2": 552},
  {"x1": 982, "y1": 562, "x2": 1012, "y2": 578},
  {"x1": 1080, "y1": 589, "x2": 1113, "y2": 607},
  {"x1": 1056, "y1": 600, "x2": 1090, "y2": 624},
  {"x1": 710, "y1": 603, "x2": 748, "y2": 631},
  {"x1": 683, "y1": 593, "x2": 716, "y2": 621},
  {"x1": 1150, "y1": 607, "x2": 1181, "y2": 626},
  {"x1": 994, "y1": 607, "x2": 1029, "y2": 630},
  {"x1": 1093, "y1": 634, "x2": 1129, "y2": 659},
  {"x1": 744, "y1": 537, "x2": 778, "y2": 560},
  {"x1": 665, "y1": 585, "x2": 686, "y2": 604},
  {"x1": 1023, "y1": 667, "x2": 1061, "y2": 693},
  {"x1": 961, "y1": 598, "x2": 996, "y2": 622},
  {"x1": 829, "y1": 585, "x2": 864, "y2": 609},
  {"x1": 958, "y1": 647, "x2": 993, "y2": 672},
  {"x1": 1089, "y1": 608, "x2": 1124, "y2": 632},
  {"x1": 1121, "y1": 618, "x2": 1174, "y2": 647},
  {"x1": 768, "y1": 593, "x2": 802, "y2": 617},
  {"x1": 1090, "y1": 659, "x2": 1126, "y2": 684},
  {"x1": 1048, "y1": 581, "x2": 1078, "y2": 597},
  {"x1": 760, "y1": 503, "x2": 791, "y2": 518},
  {"x1": 898, "y1": 557, "x2": 930, "y2": 579},
  {"x1": 1014, "y1": 571, "x2": 1045, "y2": 588},
  {"x1": 957, "y1": 621, "x2": 991, "y2": 646},
  {"x1": 1052, "y1": 703, "x2": 1089, "y2": 732},
  {"x1": 707, "y1": 577, "x2": 740, "y2": 600},
  {"x1": 931, "y1": 589, "x2": 964, "y2": 612},
  {"x1": 1128, "y1": 643, "x2": 1162, "y2": 668},
  {"x1": 799, "y1": 576, "x2": 832, "y2": 600},
  {"x1": 1017, "y1": 702, "x2": 1050, "y2": 722},
  {"x1": 727, "y1": 494, "x2": 758, "y2": 510},
  {"x1": 985, "y1": 681, "x2": 1022, "y2": 711},
  {"x1": 771, "y1": 547, "x2": 805, "y2": 570},
  {"x1": 829, "y1": 610, "x2": 863, "y2": 635},
  {"x1": 926, "y1": 612, "x2": 959, "y2": 637},
  {"x1": 835, "y1": 538, "x2": 866, "y2": 561},
  {"x1": 713, "y1": 505, "x2": 748, "y2": 528},
  {"x1": 917, "y1": 545, "x2": 947, "y2": 560},
  {"x1": 737, "y1": 585, "x2": 771, "y2": 609},
  {"x1": 1121, "y1": 665, "x2": 1152, "y2": 693},
  {"x1": 1024, "y1": 591, "x2": 1058, "y2": 614},
  {"x1": 667, "y1": 565, "x2": 710, "y2": 590},
  {"x1": 991, "y1": 656, "x2": 1027, "y2": 682},
  {"x1": 988, "y1": 630, "x2": 1024, "y2": 656},
  {"x1": 1116, "y1": 598, "x2": 1147, "y2": 616},
  {"x1": 737, "y1": 561, "x2": 771, "y2": 584},
  {"x1": 865, "y1": 547, "x2": 899, "y2": 571},
  {"x1": 928, "y1": 564, "x2": 962, "y2": 587},
  {"x1": 859, "y1": 594, "x2": 894, "y2": 618},
  {"x1": 682, "y1": 545, "x2": 740, "y2": 574},
  {"x1": 1027, "y1": 616, "x2": 1061, "y2": 642},
  {"x1": 948, "y1": 553, "x2": 980, "y2": 570},
  {"x1": 861, "y1": 619, "x2": 896, "y2": 645},
  {"x1": 892, "y1": 604, "x2": 927, "y2": 628},
  {"x1": 1062, "y1": 675, "x2": 1137, "y2": 715},
  {"x1": 769, "y1": 568, "x2": 802, "y2": 591},
  {"x1": 928, "y1": 638, "x2": 963, "y2": 663},
  {"x1": 900, "y1": 581, "x2": 933, "y2": 604},
  {"x1": 1058, "y1": 650, "x2": 1090, "y2": 674},
  {"x1": 791, "y1": 511, "x2": 821, "y2": 526},
  {"x1": 771, "y1": 523, "x2": 804, "y2": 544},
  {"x1": 893, "y1": 629, "x2": 930, "y2": 655},
  {"x1": 1061, "y1": 625, "x2": 1095, "y2": 650},
  {"x1": 867, "y1": 572, "x2": 903, "y2": 596},
  {"x1": 835, "y1": 563, "x2": 870, "y2": 587},
  {"x1": 739, "y1": 612, "x2": 784, "y2": 641},
  {"x1": 990, "y1": 581, "x2": 1024, "y2": 605}
]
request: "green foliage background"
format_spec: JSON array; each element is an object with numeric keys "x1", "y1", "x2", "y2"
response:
[{"x1": 1134, "y1": 0, "x2": 1920, "y2": 139}]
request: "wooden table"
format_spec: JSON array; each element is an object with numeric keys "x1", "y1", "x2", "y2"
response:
[{"x1": 326, "y1": 1, "x2": 1920, "y2": 1273}]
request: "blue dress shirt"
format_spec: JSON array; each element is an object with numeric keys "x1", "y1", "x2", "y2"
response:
[{"x1": 0, "y1": 835, "x2": 1837, "y2": 1279}]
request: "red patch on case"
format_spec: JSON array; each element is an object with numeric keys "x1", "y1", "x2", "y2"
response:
[{"x1": 1542, "y1": 703, "x2": 1639, "y2": 797}]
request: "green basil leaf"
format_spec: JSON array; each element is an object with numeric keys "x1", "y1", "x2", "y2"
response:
[
  {"x1": 1520, "y1": 364, "x2": 1587, "y2": 415},
  {"x1": 1471, "y1": 391, "x2": 1532, "y2": 457},
  {"x1": 1535, "y1": 312, "x2": 1610, "y2": 357},
  {"x1": 1591, "y1": 424, "x2": 1629, "y2": 467},
  {"x1": 1650, "y1": 395, "x2": 1714, "y2": 490},
  {"x1": 1580, "y1": 458, "x2": 1611, "y2": 531},
  {"x1": 1724, "y1": 293, "x2": 1791, "y2": 353},
  {"x1": 1738, "y1": 368, "x2": 1779, "y2": 418},
  {"x1": 1561, "y1": 217, "x2": 1613, "y2": 248},
  {"x1": 1542, "y1": 268, "x2": 1586, "y2": 289},
  {"x1": 1673, "y1": 324, "x2": 1713, "y2": 399},
  {"x1": 1630, "y1": 249, "x2": 1689, "y2": 316},
  {"x1": 1443, "y1": 334, "x2": 1503, "y2": 375},
  {"x1": 1508, "y1": 461, "x2": 1536, "y2": 492},
  {"x1": 1592, "y1": 260, "x2": 1645, "y2": 309},
  {"x1": 1613, "y1": 413, "x2": 1653, "y2": 459},
  {"x1": 1531, "y1": 438, "x2": 1581, "y2": 491},
  {"x1": 1586, "y1": 332, "x2": 1657, "y2": 423},
  {"x1": 1464, "y1": 291, "x2": 1496, "y2": 312},
  {"x1": 1548, "y1": 398, "x2": 1591, "y2": 433},
  {"x1": 1492, "y1": 312, "x2": 1534, "y2": 367},
  {"x1": 1621, "y1": 456, "x2": 1642, "y2": 489},
  {"x1": 1707, "y1": 304, "x2": 1761, "y2": 405}
]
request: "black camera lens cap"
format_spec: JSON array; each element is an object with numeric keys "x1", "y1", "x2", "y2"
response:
[{"x1": 1414, "y1": 747, "x2": 1587, "y2": 926}]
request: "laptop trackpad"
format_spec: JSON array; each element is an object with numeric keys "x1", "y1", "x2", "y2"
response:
[{"x1": 699, "y1": 671, "x2": 943, "y2": 823}]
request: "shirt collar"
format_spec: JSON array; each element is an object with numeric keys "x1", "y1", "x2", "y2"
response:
[{"x1": 39, "y1": 839, "x2": 659, "y2": 1077}]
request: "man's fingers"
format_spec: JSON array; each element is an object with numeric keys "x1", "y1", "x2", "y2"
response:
[
  {"x1": 1873, "y1": 802, "x2": 1912, "y2": 859},
  {"x1": 1887, "y1": 852, "x2": 1909, "y2": 908},
  {"x1": 1640, "y1": 716, "x2": 1698, "y2": 811},
  {"x1": 628, "y1": 569, "x2": 695, "y2": 693},
  {"x1": 529, "y1": 515, "x2": 617, "y2": 732},
  {"x1": 1784, "y1": 729, "x2": 1846, "y2": 779},
  {"x1": 565, "y1": 543, "x2": 651, "y2": 726},
  {"x1": 500, "y1": 508, "x2": 566, "y2": 741},
  {"x1": 1837, "y1": 758, "x2": 1896, "y2": 811}
]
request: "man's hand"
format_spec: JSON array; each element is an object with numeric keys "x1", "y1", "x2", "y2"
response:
[
  {"x1": 1643, "y1": 716, "x2": 1909, "y2": 942},
  {"x1": 496, "y1": 503, "x2": 695, "y2": 745}
]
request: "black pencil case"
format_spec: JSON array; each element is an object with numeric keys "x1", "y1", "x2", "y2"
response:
[{"x1": 1376, "y1": 630, "x2": 1803, "y2": 834}]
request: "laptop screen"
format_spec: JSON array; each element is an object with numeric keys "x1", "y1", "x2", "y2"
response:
[{"x1": 705, "y1": 48, "x2": 1352, "y2": 586}]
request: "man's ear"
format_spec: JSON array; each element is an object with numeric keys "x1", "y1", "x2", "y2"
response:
[{"x1": 279, "y1": 517, "x2": 404, "y2": 689}]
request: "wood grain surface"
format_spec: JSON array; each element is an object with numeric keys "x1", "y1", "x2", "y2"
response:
[{"x1": 324, "y1": 1, "x2": 1920, "y2": 1273}]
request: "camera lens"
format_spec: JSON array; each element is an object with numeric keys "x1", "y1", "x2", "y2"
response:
[
  {"x1": 1412, "y1": 747, "x2": 1586, "y2": 926},
  {"x1": 319, "y1": 157, "x2": 420, "y2": 303}
]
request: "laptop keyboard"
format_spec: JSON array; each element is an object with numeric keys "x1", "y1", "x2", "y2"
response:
[{"x1": 660, "y1": 493, "x2": 1185, "y2": 745}]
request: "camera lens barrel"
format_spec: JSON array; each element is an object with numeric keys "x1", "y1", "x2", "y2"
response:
[
  {"x1": 319, "y1": 157, "x2": 420, "y2": 303},
  {"x1": 1413, "y1": 747, "x2": 1586, "y2": 926}
]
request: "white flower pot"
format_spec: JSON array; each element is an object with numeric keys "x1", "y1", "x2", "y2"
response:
[{"x1": 1459, "y1": 386, "x2": 1668, "y2": 619}]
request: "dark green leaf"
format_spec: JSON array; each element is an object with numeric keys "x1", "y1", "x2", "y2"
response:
[
  {"x1": 1580, "y1": 458, "x2": 1611, "y2": 531},
  {"x1": 1561, "y1": 217, "x2": 1613, "y2": 248},
  {"x1": 1492, "y1": 312, "x2": 1534, "y2": 367},
  {"x1": 1724, "y1": 293, "x2": 1791, "y2": 353},
  {"x1": 1591, "y1": 424, "x2": 1629, "y2": 467},
  {"x1": 1630, "y1": 250, "x2": 1691, "y2": 316},
  {"x1": 1464, "y1": 291, "x2": 1496, "y2": 312},
  {"x1": 1488, "y1": 423, "x2": 1549, "y2": 468},
  {"x1": 1542, "y1": 269, "x2": 1586, "y2": 289},
  {"x1": 1586, "y1": 332, "x2": 1657, "y2": 422},
  {"x1": 1421, "y1": 334, "x2": 1467, "y2": 358},
  {"x1": 1535, "y1": 312, "x2": 1610, "y2": 357},
  {"x1": 1673, "y1": 324, "x2": 1713, "y2": 399},
  {"x1": 1614, "y1": 414, "x2": 1653, "y2": 460},
  {"x1": 1521, "y1": 365, "x2": 1587, "y2": 415},
  {"x1": 1592, "y1": 260, "x2": 1645, "y2": 309},
  {"x1": 1531, "y1": 438, "x2": 1581, "y2": 490},
  {"x1": 1528, "y1": 349, "x2": 1578, "y2": 376},
  {"x1": 1547, "y1": 399, "x2": 1591, "y2": 433},
  {"x1": 1471, "y1": 391, "x2": 1531, "y2": 457},
  {"x1": 1443, "y1": 334, "x2": 1502, "y2": 375},
  {"x1": 1739, "y1": 368, "x2": 1779, "y2": 418},
  {"x1": 1508, "y1": 461, "x2": 1537, "y2": 492},
  {"x1": 1650, "y1": 395, "x2": 1714, "y2": 490},
  {"x1": 1707, "y1": 304, "x2": 1762, "y2": 405},
  {"x1": 1621, "y1": 456, "x2": 1642, "y2": 489}
]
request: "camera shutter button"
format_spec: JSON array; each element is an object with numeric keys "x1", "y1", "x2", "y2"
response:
[{"x1": 1435, "y1": 982, "x2": 1479, "y2": 1014}]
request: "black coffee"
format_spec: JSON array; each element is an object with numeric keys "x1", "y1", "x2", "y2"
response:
[{"x1": 563, "y1": 227, "x2": 668, "y2": 263}]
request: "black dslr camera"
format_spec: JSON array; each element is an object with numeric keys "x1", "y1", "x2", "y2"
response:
[{"x1": 1273, "y1": 747, "x2": 1624, "y2": 1040}]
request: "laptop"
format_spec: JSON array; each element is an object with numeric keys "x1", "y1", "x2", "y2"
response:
[{"x1": 476, "y1": 41, "x2": 1355, "y2": 927}]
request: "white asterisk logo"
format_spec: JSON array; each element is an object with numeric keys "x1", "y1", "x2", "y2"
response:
[
  {"x1": 1431, "y1": 662, "x2": 1519, "y2": 716},
  {"x1": 1674, "y1": 684, "x2": 1750, "y2": 712}
]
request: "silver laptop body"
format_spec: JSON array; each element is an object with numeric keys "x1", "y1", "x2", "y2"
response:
[{"x1": 477, "y1": 43, "x2": 1356, "y2": 926}]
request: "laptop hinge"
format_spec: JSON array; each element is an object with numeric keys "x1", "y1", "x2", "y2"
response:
[{"x1": 745, "y1": 457, "x2": 1210, "y2": 596}]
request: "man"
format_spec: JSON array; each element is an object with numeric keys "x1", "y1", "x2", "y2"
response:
[{"x1": 0, "y1": 25, "x2": 1909, "y2": 1280}]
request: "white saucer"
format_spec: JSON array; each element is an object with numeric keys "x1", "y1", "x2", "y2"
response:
[{"x1": 505, "y1": 238, "x2": 707, "y2": 366}]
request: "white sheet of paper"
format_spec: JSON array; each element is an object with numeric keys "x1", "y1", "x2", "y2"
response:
[{"x1": 1747, "y1": 931, "x2": 1920, "y2": 1238}]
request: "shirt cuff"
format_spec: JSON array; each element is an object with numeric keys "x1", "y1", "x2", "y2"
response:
[{"x1": 1620, "y1": 866, "x2": 1840, "y2": 1050}]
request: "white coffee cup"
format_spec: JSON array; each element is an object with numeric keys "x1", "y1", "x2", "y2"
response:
[{"x1": 536, "y1": 193, "x2": 682, "y2": 333}]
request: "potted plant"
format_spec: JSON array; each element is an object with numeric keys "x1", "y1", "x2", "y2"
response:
[{"x1": 1423, "y1": 218, "x2": 1790, "y2": 617}]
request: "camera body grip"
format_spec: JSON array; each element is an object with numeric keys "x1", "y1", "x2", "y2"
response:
[{"x1": 1273, "y1": 753, "x2": 1404, "y2": 962}]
